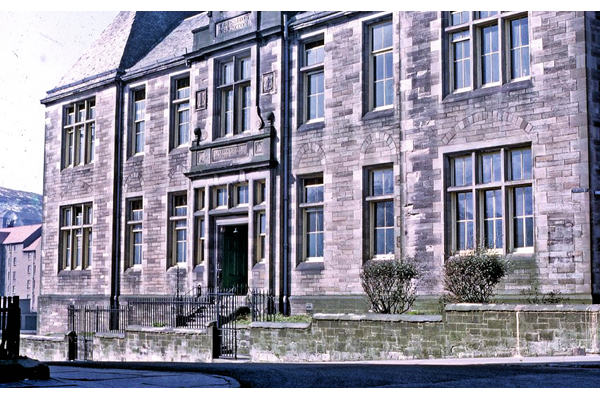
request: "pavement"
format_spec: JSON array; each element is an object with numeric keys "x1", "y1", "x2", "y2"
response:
[{"x1": 3, "y1": 355, "x2": 600, "y2": 388}]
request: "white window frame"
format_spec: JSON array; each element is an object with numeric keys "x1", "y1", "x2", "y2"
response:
[
  {"x1": 447, "y1": 146, "x2": 534, "y2": 254},
  {"x1": 169, "y1": 192, "x2": 188, "y2": 267},
  {"x1": 126, "y1": 198, "x2": 143, "y2": 268},
  {"x1": 216, "y1": 55, "x2": 252, "y2": 137},
  {"x1": 368, "y1": 19, "x2": 394, "y2": 111},
  {"x1": 300, "y1": 176, "x2": 324, "y2": 261},
  {"x1": 301, "y1": 38, "x2": 325, "y2": 123},
  {"x1": 445, "y1": 12, "x2": 530, "y2": 93},
  {"x1": 171, "y1": 76, "x2": 190, "y2": 149},
  {"x1": 366, "y1": 167, "x2": 395, "y2": 259},
  {"x1": 131, "y1": 87, "x2": 146, "y2": 155}
]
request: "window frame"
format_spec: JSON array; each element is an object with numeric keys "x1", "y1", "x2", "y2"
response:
[
  {"x1": 256, "y1": 211, "x2": 267, "y2": 262},
  {"x1": 168, "y1": 192, "x2": 188, "y2": 267},
  {"x1": 446, "y1": 146, "x2": 534, "y2": 255},
  {"x1": 299, "y1": 176, "x2": 325, "y2": 261},
  {"x1": 131, "y1": 87, "x2": 146, "y2": 156},
  {"x1": 368, "y1": 18, "x2": 394, "y2": 111},
  {"x1": 300, "y1": 37, "x2": 325, "y2": 124},
  {"x1": 59, "y1": 203, "x2": 93, "y2": 271},
  {"x1": 366, "y1": 167, "x2": 395, "y2": 259},
  {"x1": 216, "y1": 54, "x2": 252, "y2": 138},
  {"x1": 171, "y1": 76, "x2": 190, "y2": 149},
  {"x1": 193, "y1": 187, "x2": 206, "y2": 267},
  {"x1": 445, "y1": 12, "x2": 530, "y2": 94},
  {"x1": 126, "y1": 198, "x2": 143, "y2": 269},
  {"x1": 62, "y1": 98, "x2": 95, "y2": 169}
]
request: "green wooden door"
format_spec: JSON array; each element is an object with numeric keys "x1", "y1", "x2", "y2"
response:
[{"x1": 219, "y1": 225, "x2": 248, "y2": 291}]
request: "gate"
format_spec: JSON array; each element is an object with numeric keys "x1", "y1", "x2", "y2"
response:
[
  {"x1": 213, "y1": 287, "x2": 244, "y2": 359},
  {"x1": 67, "y1": 305, "x2": 126, "y2": 361},
  {"x1": 0, "y1": 296, "x2": 20, "y2": 360}
]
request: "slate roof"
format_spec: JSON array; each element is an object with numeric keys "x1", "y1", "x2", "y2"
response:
[
  {"x1": 0, "y1": 224, "x2": 42, "y2": 245},
  {"x1": 46, "y1": 11, "x2": 201, "y2": 99},
  {"x1": 23, "y1": 236, "x2": 41, "y2": 252}
]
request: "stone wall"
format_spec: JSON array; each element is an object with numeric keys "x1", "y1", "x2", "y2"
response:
[{"x1": 20, "y1": 305, "x2": 600, "y2": 362}]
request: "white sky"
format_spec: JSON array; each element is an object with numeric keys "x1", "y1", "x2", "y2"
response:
[{"x1": 0, "y1": 11, "x2": 119, "y2": 195}]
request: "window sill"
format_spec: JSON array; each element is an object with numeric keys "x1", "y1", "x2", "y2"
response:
[
  {"x1": 125, "y1": 266, "x2": 142, "y2": 273},
  {"x1": 297, "y1": 120, "x2": 325, "y2": 133},
  {"x1": 169, "y1": 144, "x2": 190, "y2": 155},
  {"x1": 127, "y1": 153, "x2": 144, "y2": 162},
  {"x1": 58, "y1": 268, "x2": 92, "y2": 276},
  {"x1": 296, "y1": 261, "x2": 324, "y2": 273},
  {"x1": 253, "y1": 261, "x2": 265, "y2": 269},
  {"x1": 362, "y1": 107, "x2": 394, "y2": 122},
  {"x1": 443, "y1": 79, "x2": 532, "y2": 103}
]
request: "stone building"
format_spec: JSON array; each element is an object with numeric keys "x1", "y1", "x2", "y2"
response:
[
  {"x1": 0, "y1": 224, "x2": 42, "y2": 311},
  {"x1": 38, "y1": 11, "x2": 600, "y2": 333}
]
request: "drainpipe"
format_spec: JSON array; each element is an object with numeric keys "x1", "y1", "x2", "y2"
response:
[
  {"x1": 110, "y1": 77, "x2": 124, "y2": 324},
  {"x1": 282, "y1": 13, "x2": 291, "y2": 315}
]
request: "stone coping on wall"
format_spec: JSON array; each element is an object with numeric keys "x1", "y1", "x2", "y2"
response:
[
  {"x1": 312, "y1": 313, "x2": 443, "y2": 323},
  {"x1": 445, "y1": 303, "x2": 600, "y2": 312},
  {"x1": 251, "y1": 322, "x2": 311, "y2": 329},
  {"x1": 124, "y1": 325, "x2": 210, "y2": 334},
  {"x1": 21, "y1": 334, "x2": 65, "y2": 342}
]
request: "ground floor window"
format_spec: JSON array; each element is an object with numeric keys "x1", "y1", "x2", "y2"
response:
[
  {"x1": 447, "y1": 146, "x2": 533, "y2": 253},
  {"x1": 169, "y1": 192, "x2": 187, "y2": 267}
]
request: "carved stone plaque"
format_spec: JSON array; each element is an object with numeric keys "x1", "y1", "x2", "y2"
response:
[
  {"x1": 216, "y1": 14, "x2": 251, "y2": 36},
  {"x1": 196, "y1": 89, "x2": 207, "y2": 110},
  {"x1": 262, "y1": 71, "x2": 275, "y2": 94},
  {"x1": 212, "y1": 143, "x2": 247, "y2": 162}
]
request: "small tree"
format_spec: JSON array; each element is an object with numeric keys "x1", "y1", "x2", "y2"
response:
[
  {"x1": 360, "y1": 258, "x2": 418, "y2": 314},
  {"x1": 443, "y1": 248, "x2": 510, "y2": 303}
]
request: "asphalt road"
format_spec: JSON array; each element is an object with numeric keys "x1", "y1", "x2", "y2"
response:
[{"x1": 23, "y1": 359, "x2": 600, "y2": 388}]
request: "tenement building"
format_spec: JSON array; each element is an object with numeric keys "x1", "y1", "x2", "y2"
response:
[{"x1": 39, "y1": 11, "x2": 600, "y2": 333}]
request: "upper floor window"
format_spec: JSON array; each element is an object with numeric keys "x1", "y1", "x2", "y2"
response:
[
  {"x1": 369, "y1": 20, "x2": 393, "y2": 110},
  {"x1": 131, "y1": 88, "x2": 146, "y2": 155},
  {"x1": 445, "y1": 12, "x2": 530, "y2": 93},
  {"x1": 171, "y1": 76, "x2": 190, "y2": 148},
  {"x1": 62, "y1": 98, "x2": 95, "y2": 169},
  {"x1": 301, "y1": 38, "x2": 325, "y2": 123},
  {"x1": 59, "y1": 203, "x2": 93, "y2": 271},
  {"x1": 217, "y1": 55, "x2": 251, "y2": 137}
]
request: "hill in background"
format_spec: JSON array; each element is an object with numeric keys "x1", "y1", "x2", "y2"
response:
[{"x1": 0, "y1": 187, "x2": 42, "y2": 227}]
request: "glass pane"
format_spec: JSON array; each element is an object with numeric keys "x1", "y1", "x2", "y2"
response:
[
  {"x1": 485, "y1": 190, "x2": 494, "y2": 217},
  {"x1": 385, "y1": 77, "x2": 393, "y2": 106},
  {"x1": 515, "y1": 187, "x2": 524, "y2": 216},
  {"x1": 385, "y1": 227, "x2": 394, "y2": 254},
  {"x1": 495, "y1": 220, "x2": 503, "y2": 248},
  {"x1": 495, "y1": 190, "x2": 502, "y2": 218},
  {"x1": 485, "y1": 220, "x2": 494, "y2": 248},
  {"x1": 240, "y1": 58, "x2": 250, "y2": 80},
  {"x1": 375, "y1": 229, "x2": 385, "y2": 255},
  {"x1": 454, "y1": 157, "x2": 464, "y2": 186},
  {"x1": 466, "y1": 192, "x2": 473, "y2": 220},
  {"x1": 375, "y1": 81, "x2": 384, "y2": 108},
  {"x1": 373, "y1": 22, "x2": 392, "y2": 51},
  {"x1": 375, "y1": 54, "x2": 384, "y2": 80},
  {"x1": 458, "y1": 222, "x2": 465, "y2": 250},
  {"x1": 222, "y1": 62, "x2": 233, "y2": 85},
  {"x1": 383, "y1": 169, "x2": 393, "y2": 195},
  {"x1": 522, "y1": 47, "x2": 530, "y2": 76},
  {"x1": 306, "y1": 41, "x2": 324, "y2": 66},
  {"x1": 306, "y1": 185, "x2": 324, "y2": 203},
  {"x1": 452, "y1": 11, "x2": 469, "y2": 26},
  {"x1": 511, "y1": 151, "x2": 523, "y2": 180},
  {"x1": 375, "y1": 202, "x2": 386, "y2": 227},
  {"x1": 466, "y1": 221, "x2": 474, "y2": 249},
  {"x1": 259, "y1": 213, "x2": 266, "y2": 234},
  {"x1": 515, "y1": 218, "x2": 524, "y2": 248},
  {"x1": 524, "y1": 186, "x2": 533, "y2": 215},
  {"x1": 523, "y1": 149, "x2": 532, "y2": 179},
  {"x1": 385, "y1": 201, "x2": 394, "y2": 226},
  {"x1": 525, "y1": 217, "x2": 534, "y2": 247},
  {"x1": 385, "y1": 52, "x2": 393, "y2": 79},
  {"x1": 482, "y1": 153, "x2": 501, "y2": 183}
]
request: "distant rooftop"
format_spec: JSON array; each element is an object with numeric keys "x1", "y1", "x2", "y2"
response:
[{"x1": 0, "y1": 224, "x2": 42, "y2": 245}]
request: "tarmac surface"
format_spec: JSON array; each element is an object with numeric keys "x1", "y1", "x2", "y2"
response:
[{"x1": 3, "y1": 355, "x2": 600, "y2": 388}]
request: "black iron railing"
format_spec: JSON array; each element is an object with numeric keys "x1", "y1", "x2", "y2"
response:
[
  {"x1": 0, "y1": 296, "x2": 20, "y2": 360},
  {"x1": 66, "y1": 287, "x2": 278, "y2": 359}
]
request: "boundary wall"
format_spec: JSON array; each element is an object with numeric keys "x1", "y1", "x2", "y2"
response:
[{"x1": 21, "y1": 304, "x2": 600, "y2": 362}]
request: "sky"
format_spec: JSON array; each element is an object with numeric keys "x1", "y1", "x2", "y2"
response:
[{"x1": 0, "y1": 11, "x2": 119, "y2": 195}]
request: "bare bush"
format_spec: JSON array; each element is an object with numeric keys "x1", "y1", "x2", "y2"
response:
[
  {"x1": 360, "y1": 258, "x2": 418, "y2": 314},
  {"x1": 443, "y1": 248, "x2": 510, "y2": 303}
]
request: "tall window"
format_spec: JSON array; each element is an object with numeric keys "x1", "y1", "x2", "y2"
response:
[
  {"x1": 172, "y1": 76, "x2": 190, "y2": 148},
  {"x1": 255, "y1": 180, "x2": 266, "y2": 204},
  {"x1": 132, "y1": 88, "x2": 146, "y2": 155},
  {"x1": 169, "y1": 193, "x2": 187, "y2": 266},
  {"x1": 447, "y1": 147, "x2": 533, "y2": 253},
  {"x1": 367, "y1": 168, "x2": 395, "y2": 258},
  {"x1": 257, "y1": 212, "x2": 267, "y2": 262},
  {"x1": 369, "y1": 20, "x2": 393, "y2": 110},
  {"x1": 446, "y1": 12, "x2": 530, "y2": 92},
  {"x1": 60, "y1": 203, "x2": 93, "y2": 270},
  {"x1": 302, "y1": 39, "x2": 325, "y2": 123},
  {"x1": 126, "y1": 198, "x2": 143, "y2": 268},
  {"x1": 217, "y1": 56, "x2": 251, "y2": 137},
  {"x1": 300, "y1": 176, "x2": 324, "y2": 260},
  {"x1": 194, "y1": 188, "x2": 206, "y2": 266},
  {"x1": 62, "y1": 98, "x2": 95, "y2": 168}
]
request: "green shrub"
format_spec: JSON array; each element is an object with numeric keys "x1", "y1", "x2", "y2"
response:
[
  {"x1": 443, "y1": 248, "x2": 510, "y2": 303},
  {"x1": 360, "y1": 258, "x2": 418, "y2": 314}
]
